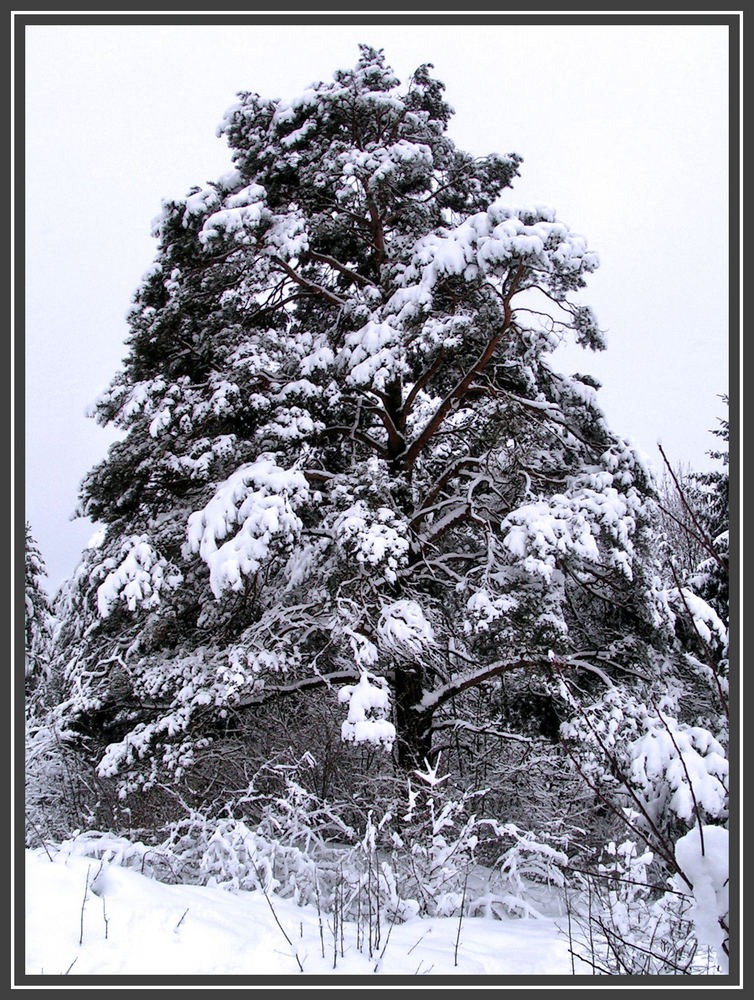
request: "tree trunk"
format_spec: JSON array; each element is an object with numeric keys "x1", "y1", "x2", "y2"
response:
[
  {"x1": 394, "y1": 662, "x2": 433, "y2": 769},
  {"x1": 384, "y1": 381, "x2": 434, "y2": 769}
]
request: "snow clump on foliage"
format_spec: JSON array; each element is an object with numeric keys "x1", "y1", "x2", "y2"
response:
[
  {"x1": 338, "y1": 671, "x2": 396, "y2": 748},
  {"x1": 378, "y1": 599, "x2": 434, "y2": 655},
  {"x1": 96, "y1": 535, "x2": 182, "y2": 618},
  {"x1": 187, "y1": 458, "x2": 310, "y2": 598}
]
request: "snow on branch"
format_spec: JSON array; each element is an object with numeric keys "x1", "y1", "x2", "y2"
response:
[
  {"x1": 333, "y1": 502, "x2": 410, "y2": 584},
  {"x1": 187, "y1": 458, "x2": 310, "y2": 598},
  {"x1": 387, "y1": 203, "x2": 599, "y2": 326},
  {"x1": 338, "y1": 671, "x2": 396, "y2": 749},
  {"x1": 197, "y1": 183, "x2": 266, "y2": 244},
  {"x1": 339, "y1": 319, "x2": 407, "y2": 392},
  {"x1": 666, "y1": 587, "x2": 728, "y2": 647},
  {"x1": 96, "y1": 535, "x2": 182, "y2": 618},
  {"x1": 377, "y1": 599, "x2": 434, "y2": 656},
  {"x1": 629, "y1": 716, "x2": 728, "y2": 826},
  {"x1": 500, "y1": 481, "x2": 641, "y2": 582}
]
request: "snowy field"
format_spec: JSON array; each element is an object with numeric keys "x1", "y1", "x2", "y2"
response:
[{"x1": 25, "y1": 847, "x2": 574, "y2": 978}]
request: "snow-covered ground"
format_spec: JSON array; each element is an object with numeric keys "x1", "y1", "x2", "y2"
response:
[{"x1": 25, "y1": 848, "x2": 574, "y2": 977}]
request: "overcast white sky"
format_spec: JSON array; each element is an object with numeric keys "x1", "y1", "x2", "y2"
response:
[{"x1": 24, "y1": 21, "x2": 731, "y2": 591}]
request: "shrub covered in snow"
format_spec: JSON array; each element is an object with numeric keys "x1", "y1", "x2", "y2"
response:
[{"x1": 672, "y1": 825, "x2": 729, "y2": 971}]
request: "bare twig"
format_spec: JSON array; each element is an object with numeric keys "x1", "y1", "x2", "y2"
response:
[
  {"x1": 332, "y1": 874, "x2": 338, "y2": 969},
  {"x1": 407, "y1": 930, "x2": 430, "y2": 956},
  {"x1": 79, "y1": 866, "x2": 90, "y2": 946},
  {"x1": 25, "y1": 813, "x2": 54, "y2": 862},
  {"x1": 339, "y1": 866, "x2": 345, "y2": 959},
  {"x1": 596, "y1": 916, "x2": 695, "y2": 975},
  {"x1": 657, "y1": 443, "x2": 726, "y2": 572},
  {"x1": 248, "y1": 854, "x2": 304, "y2": 973},
  {"x1": 568, "y1": 947, "x2": 609, "y2": 975},
  {"x1": 560, "y1": 863, "x2": 687, "y2": 898},
  {"x1": 565, "y1": 892, "x2": 576, "y2": 975},
  {"x1": 314, "y1": 874, "x2": 325, "y2": 959},
  {"x1": 454, "y1": 872, "x2": 469, "y2": 968},
  {"x1": 373, "y1": 903, "x2": 397, "y2": 973}
]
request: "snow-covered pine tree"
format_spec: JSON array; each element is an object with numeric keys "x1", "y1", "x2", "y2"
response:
[
  {"x1": 25, "y1": 523, "x2": 52, "y2": 690},
  {"x1": 56, "y1": 46, "x2": 675, "y2": 792}
]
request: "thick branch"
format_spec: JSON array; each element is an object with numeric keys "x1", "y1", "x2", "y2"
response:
[
  {"x1": 411, "y1": 457, "x2": 483, "y2": 527},
  {"x1": 321, "y1": 424, "x2": 388, "y2": 458},
  {"x1": 419, "y1": 655, "x2": 546, "y2": 712},
  {"x1": 418, "y1": 651, "x2": 623, "y2": 716},
  {"x1": 237, "y1": 670, "x2": 360, "y2": 706},
  {"x1": 269, "y1": 255, "x2": 346, "y2": 307},
  {"x1": 404, "y1": 263, "x2": 524, "y2": 467},
  {"x1": 402, "y1": 348, "x2": 447, "y2": 418},
  {"x1": 307, "y1": 251, "x2": 378, "y2": 288},
  {"x1": 431, "y1": 718, "x2": 541, "y2": 744},
  {"x1": 416, "y1": 504, "x2": 473, "y2": 550},
  {"x1": 366, "y1": 403, "x2": 404, "y2": 455}
]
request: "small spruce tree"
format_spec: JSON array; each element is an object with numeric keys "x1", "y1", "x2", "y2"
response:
[
  {"x1": 24, "y1": 523, "x2": 52, "y2": 691},
  {"x1": 688, "y1": 400, "x2": 729, "y2": 624}
]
